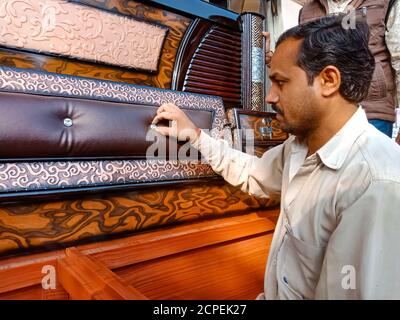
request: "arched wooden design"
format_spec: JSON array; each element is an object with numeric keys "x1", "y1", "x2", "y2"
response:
[{"x1": 180, "y1": 25, "x2": 243, "y2": 108}]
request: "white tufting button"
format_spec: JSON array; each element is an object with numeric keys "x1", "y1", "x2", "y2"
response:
[{"x1": 63, "y1": 118, "x2": 73, "y2": 127}]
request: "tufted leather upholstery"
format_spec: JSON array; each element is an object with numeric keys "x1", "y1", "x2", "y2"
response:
[{"x1": 0, "y1": 92, "x2": 214, "y2": 160}]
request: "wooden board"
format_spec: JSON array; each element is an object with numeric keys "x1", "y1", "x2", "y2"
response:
[{"x1": 0, "y1": 210, "x2": 278, "y2": 299}]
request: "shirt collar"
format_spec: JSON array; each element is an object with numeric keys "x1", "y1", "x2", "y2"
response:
[{"x1": 316, "y1": 106, "x2": 369, "y2": 170}]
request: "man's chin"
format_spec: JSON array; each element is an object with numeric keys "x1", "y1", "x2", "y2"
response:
[
  {"x1": 276, "y1": 116, "x2": 289, "y2": 132},
  {"x1": 277, "y1": 121, "x2": 295, "y2": 135}
]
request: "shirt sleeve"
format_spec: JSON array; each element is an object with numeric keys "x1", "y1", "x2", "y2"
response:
[
  {"x1": 386, "y1": 0, "x2": 400, "y2": 105},
  {"x1": 191, "y1": 130, "x2": 285, "y2": 199},
  {"x1": 316, "y1": 179, "x2": 400, "y2": 299}
]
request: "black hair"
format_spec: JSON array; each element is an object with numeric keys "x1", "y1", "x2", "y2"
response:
[{"x1": 276, "y1": 14, "x2": 375, "y2": 103}]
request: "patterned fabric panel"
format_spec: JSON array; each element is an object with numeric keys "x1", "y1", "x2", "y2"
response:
[
  {"x1": 0, "y1": 161, "x2": 216, "y2": 194},
  {"x1": 0, "y1": 0, "x2": 168, "y2": 72},
  {"x1": 0, "y1": 67, "x2": 230, "y2": 196}
]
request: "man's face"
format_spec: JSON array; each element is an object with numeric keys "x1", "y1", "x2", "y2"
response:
[{"x1": 266, "y1": 38, "x2": 322, "y2": 137}]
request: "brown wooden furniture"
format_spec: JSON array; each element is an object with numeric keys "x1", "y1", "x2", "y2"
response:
[
  {"x1": 0, "y1": 210, "x2": 278, "y2": 300},
  {"x1": 0, "y1": 0, "x2": 284, "y2": 300}
]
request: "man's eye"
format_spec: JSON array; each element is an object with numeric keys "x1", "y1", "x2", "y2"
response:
[{"x1": 277, "y1": 80, "x2": 285, "y2": 86}]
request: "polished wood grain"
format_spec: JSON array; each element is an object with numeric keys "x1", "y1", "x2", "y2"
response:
[
  {"x1": 80, "y1": 211, "x2": 277, "y2": 269},
  {"x1": 58, "y1": 248, "x2": 147, "y2": 300},
  {"x1": 0, "y1": 250, "x2": 65, "y2": 294},
  {"x1": 41, "y1": 283, "x2": 69, "y2": 300},
  {"x1": 116, "y1": 233, "x2": 273, "y2": 299},
  {"x1": 0, "y1": 210, "x2": 279, "y2": 299},
  {"x1": 0, "y1": 0, "x2": 191, "y2": 88},
  {"x1": 0, "y1": 183, "x2": 278, "y2": 256},
  {"x1": 0, "y1": 284, "x2": 43, "y2": 300}
]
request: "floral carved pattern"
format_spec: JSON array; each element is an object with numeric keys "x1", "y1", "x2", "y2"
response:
[{"x1": 0, "y1": 0, "x2": 168, "y2": 71}]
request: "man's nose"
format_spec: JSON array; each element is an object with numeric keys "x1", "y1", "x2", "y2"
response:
[{"x1": 266, "y1": 88, "x2": 279, "y2": 105}]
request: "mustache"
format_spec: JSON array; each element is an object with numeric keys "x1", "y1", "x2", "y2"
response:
[{"x1": 271, "y1": 104, "x2": 284, "y2": 116}]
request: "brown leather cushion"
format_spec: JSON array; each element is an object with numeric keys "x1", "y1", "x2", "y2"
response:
[{"x1": 0, "y1": 92, "x2": 214, "y2": 160}]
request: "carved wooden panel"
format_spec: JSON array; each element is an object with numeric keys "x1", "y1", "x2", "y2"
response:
[
  {"x1": 0, "y1": 0, "x2": 191, "y2": 88},
  {"x1": 0, "y1": 183, "x2": 278, "y2": 256},
  {"x1": 182, "y1": 25, "x2": 242, "y2": 108},
  {"x1": 0, "y1": 0, "x2": 168, "y2": 72}
]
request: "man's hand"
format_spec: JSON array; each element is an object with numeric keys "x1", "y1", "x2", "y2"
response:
[
  {"x1": 151, "y1": 103, "x2": 200, "y2": 143},
  {"x1": 262, "y1": 31, "x2": 273, "y2": 68}
]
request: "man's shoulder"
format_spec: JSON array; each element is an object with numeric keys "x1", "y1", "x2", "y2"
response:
[{"x1": 351, "y1": 125, "x2": 400, "y2": 182}]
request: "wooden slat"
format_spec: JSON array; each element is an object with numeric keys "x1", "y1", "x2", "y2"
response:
[
  {"x1": 0, "y1": 284, "x2": 43, "y2": 300},
  {"x1": 191, "y1": 58, "x2": 241, "y2": 73},
  {"x1": 188, "y1": 69, "x2": 241, "y2": 84},
  {"x1": 197, "y1": 48, "x2": 242, "y2": 62},
  {"x1": 206, "y1": 33, "x2": 241, "y2": 47},
  {"x1": 80, "y1": 211, "x2": 276, "y2": 269},
  {"x1": 57, "y1": 248, "x2": 147, "y2": 300},
  {"x1": 183, "y1": 87, "x2": 242, "y2": 99},
  {"x1": 187, "y1": 74, "x2": 241, "y2": 88},
  {"x1": 188, "y1": 64, "x2": 241, "y2": 78},
  {"x1": 200, "y1": 43, "x2": 242, "y2": 59},
  {"x1": 194, "y1": 53, "x2": 242, "y2": 68},
  {"x1": 42, "y1": 282, "x2": 69, "y2": 300},
  {"x1": 0, "y1": 250, "x2": 65, "y2": 294},
  {"x1": 202, "y1": 38, "x2": 241, "y2": 52},
  {"x1": 212, "y1": 29, "x2": 242, "y2": 42},
  {"x1": 185, "y1": 80, "x2": 241, "y2": 94}
]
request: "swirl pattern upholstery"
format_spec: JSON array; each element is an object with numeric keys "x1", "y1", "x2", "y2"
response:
[{"x1": 0, "y1": 67, "x2": 230, "y2": 199}]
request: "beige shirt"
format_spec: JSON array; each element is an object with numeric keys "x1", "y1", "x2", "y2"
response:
[{"x1": 192, "y1": 107, "x2": 400, "y2": 299}]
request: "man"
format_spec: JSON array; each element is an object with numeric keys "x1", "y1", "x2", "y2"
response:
[
  {"x1": 386, "y1": 0, "x2": 400, "y2": 143},
  {"x1": 299, "y1": 0, "x2": 399, "y2": 138},
  {"x1": 151, "y1": 15, "x2": 400, "y2": 299}
]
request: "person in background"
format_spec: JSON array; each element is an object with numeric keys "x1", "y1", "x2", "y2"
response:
[
  {"x1": 386, "y1": 0, "x2": 400, "y2": 143},
  {"x1": 266, "y1": 0, "x2": 399, "y2": 139},
  {"x1": 151, "y1": 15, "x2": 400, "y2": 299}
]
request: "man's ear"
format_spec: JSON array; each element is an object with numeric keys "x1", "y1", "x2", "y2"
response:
[{"x1": 317, "y1": 66, "x2": 341, "y2": 97}]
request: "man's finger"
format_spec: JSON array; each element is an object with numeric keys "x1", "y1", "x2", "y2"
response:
[
  {"x1": 262, "y1": 31, "x2": 271, "y2": 52},
  {"x1": 152, "y1": 111, "x2": 175, "y2": 125},
  {"x1": 153, "y1": 125, "x2": 171, "y2": 137},
  {"x1": 156, "y1": 103, "x2": 171, "y2": 115},
  {"x1": 157, "y1": 103, "x2": 178, "y2": 115}
]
